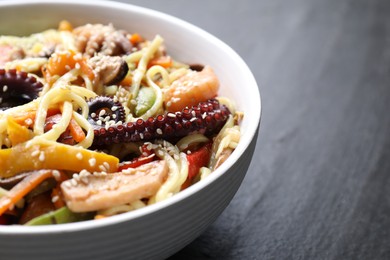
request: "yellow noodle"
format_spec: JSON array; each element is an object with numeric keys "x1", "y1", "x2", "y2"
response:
[
  {"x1": 176, "y1": 134, "x2": 209, "y2": 151},
  {"x1": 72, "y1": 111, "x2": 94, "y2": 148},
  {"x1": 138, "y1": 66, "x2": 164, "y2": 119},
  {"x1": 4, "y1": 57, "x2": 48, "y2": 72},
  {"x1": 124, "y1": 50, "x2": 144, "y2": 64},
  {"x1": 151, "y1": 140, "x2": 188, "y2": 202},
  {"x1": 130, "y1": 35, "x2": 163, "y2": 99},
  {"x1": 35, "y1": 101, "x2": 73, "y2": 141},
  {"x1": 168, "y1": 67, "x2": 188, "y2": 84},
  {"x1": 199, "y1": 167, "x2": 212, "y2": 180},
  {"x1": 147, "y1": 65, "x2": 170, "y2": 88}
]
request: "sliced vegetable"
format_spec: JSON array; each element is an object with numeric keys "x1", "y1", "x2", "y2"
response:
[
  {"x1": 148, "y1": 56, "x2": 172, "y2": 69},
  {"x1": 11, "y1": 107, "x2": 60, "y2": 127},
  {"x1": 0, "y1": 142, "x2": 119, "y2": 178},
  {"x1": 43, "y1": 50, "x2": 94, "y2": 85},
  {"x1": 181, "y1": 142, "x2": 212, "y2": 190},
  {"x1": 129, "y1": 33, "x2": 143, "y2": 45},
  {"x1": 0, "y1": 170, "x2": 55, "y2": 216},
  {"x1": 6, "y1": 117, "x2": 32, "y2": 145},
  {"x1": 119, "y1": 154, "x2": 155, "y2": 171},
  {"x1": 135, "y1": 86, "x2": 156, "y2": 117},
  {"x1": 19, "y1": 191, "x2": 56, "y2": 224},
  {"x1": 25, "y1": 206, "x2": 93, "y2": 226},
  {"x1": 44, "y1": 114, "x2": 86, "y2": 144}
]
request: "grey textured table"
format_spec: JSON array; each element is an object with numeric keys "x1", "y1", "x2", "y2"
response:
[{"x1": 117, "y1": 0, "x2": 390, "y2": 259}]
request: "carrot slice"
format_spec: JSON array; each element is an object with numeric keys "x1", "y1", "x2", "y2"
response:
[
  {"x1": 129, "y1": 33, "x2": 143, "y2": 45},
  {"x1": 148, "y1": 56, "x2": 172, "y2": 69},
  {"x1": 0, "y1": 170, "x2": 55, "y2": 216},
  {"x1": 45, "y1": 114, "x2": 86, "y2": 143},
  {"x1": 12, "y1": 108, "x2": 60, "y2": 127},
  {"x1": 68, "y1": 118, "x2": 86, "y2": 143}
]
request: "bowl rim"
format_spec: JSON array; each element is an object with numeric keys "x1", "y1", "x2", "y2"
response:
[{"x1": 0, "y1": 0, "x2": 261, "y2": 234}]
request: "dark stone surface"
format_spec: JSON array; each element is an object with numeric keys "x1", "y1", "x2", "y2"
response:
[{"x1": 117, "y1": 0, "x2": 390, "y2": 259}]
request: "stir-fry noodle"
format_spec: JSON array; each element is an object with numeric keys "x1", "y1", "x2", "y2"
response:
[{"x1": 0, "y1": 21, "x2": 242, "y2": 225}]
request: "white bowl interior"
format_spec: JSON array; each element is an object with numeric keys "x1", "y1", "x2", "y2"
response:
[{"x1": 0, "y1": 0, "x2": 260, "y2": 239}]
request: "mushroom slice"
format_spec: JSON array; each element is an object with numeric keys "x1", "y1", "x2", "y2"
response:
[
  {"x1": 87, "y1": 54, "x2": 129, "y2": 86},
  {"x1": 61, "y1": 160, "x2": 168, "y2": 212}
]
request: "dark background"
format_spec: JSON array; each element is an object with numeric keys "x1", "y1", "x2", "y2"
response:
[{"x1": 117, "y1": 0, "x2": 390, "y2": 259}]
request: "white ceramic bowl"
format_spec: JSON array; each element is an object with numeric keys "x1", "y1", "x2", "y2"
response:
[{"x1": 0, "y1": 1, "x2": 261, "y2": 259}]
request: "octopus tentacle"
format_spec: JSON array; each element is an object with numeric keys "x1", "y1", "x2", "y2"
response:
[
  {"x1": 0, "y1": 69, "x2": 43, "y2": 109},
  {"x1": 92, "y1": 99, "x2": 231, "y2": 146},
  {"x1": 87, "y1": 96, "x2": 126, "y2": 127}
]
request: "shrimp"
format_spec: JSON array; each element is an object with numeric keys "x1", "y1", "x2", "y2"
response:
[{"x1": 163, "y1": 65, "x2": 219, "y2": 112}]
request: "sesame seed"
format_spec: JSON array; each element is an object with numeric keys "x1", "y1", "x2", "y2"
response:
[
  {"x1": 51, "y1": 195, "x2": 59, "y2": 203},
  {"x1": 39, "y1": 151, "x2": 45, "y2": 161},
  {"x1": 70, "y1": 179, "x2": 78, "y2": 186},
  {"x1": 156, "y1": 128, "x2": 163, "y2": 135},
  {"x1": 75, "y1": 63, "x2": 81, "y2": 69},
  {"x1": 186, "y1": 150, "x2": 192, "y2": 154},
  {"x1": 140, "y1": 133, "x2": 144, "y2": 139},
  {"x1": 65, "y1": 65, "x2": 71, "y2": 71},
  {"x1": 76, "y1": 152, "x2": 83, "y2": 160},
  {"x1": 24, "y1": 118, "x2": 33, "y2": 126},
  {"x1": 3, "y1": 85, "x2": 8, "y2": 92},
  {"x1": 80, "y1": 177, "x2": 89, "y2": 184},
  {"x1": 89, "y1": 158, "x2": 96, "y2": 167},
  {"x1": 166, "y1": 101, "x2": 172, "y2": 107},
  {"x1": 99, "y1": 110, "x2": 106, "y2": 117},
  {"x1": 73, "y1": 173, "x2": 80, "y2": 181},
  {"x1": 99, "y1": 165, "x2": 107, "y2": 171},
  {"x1": 111, "y1": 106, "x2": 118, "y2": 111},
  {"x1": 122, "y1": 168, "x2": 133, "y2": 174},
  {"x1": 79, "y1": 169, "x2": 90, "y2": 177},
  {"x1": 171, "y1": 97, "x2": 181, "y2": 103},
  {"x1": 190, "y1": 117, "x2": 197, "y2": 122},
  {"x1": 130, "y1": 99, "x2": 137, "y2": 105},
  {"x1": 167, "y1": 113, "x2": 176, "y2": 118},
  {"x1": 103, "y1": 162, "x2": 110, "y2": 170},
  {"x1": 91, "y1": 112, "x2": 96, "y2": 118},
  {"x1": 52, "y1": 170, "x2": 61, "y2": 180},
  {"x1": 96, "y1": 120, "x2": 102, "y2": 125},
  {"x1": 74, "y1": 53, "x2": 82, "y2": 60},
  {"x1": 31, "y1": 149, "x2": 40, "y2": 157}
]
